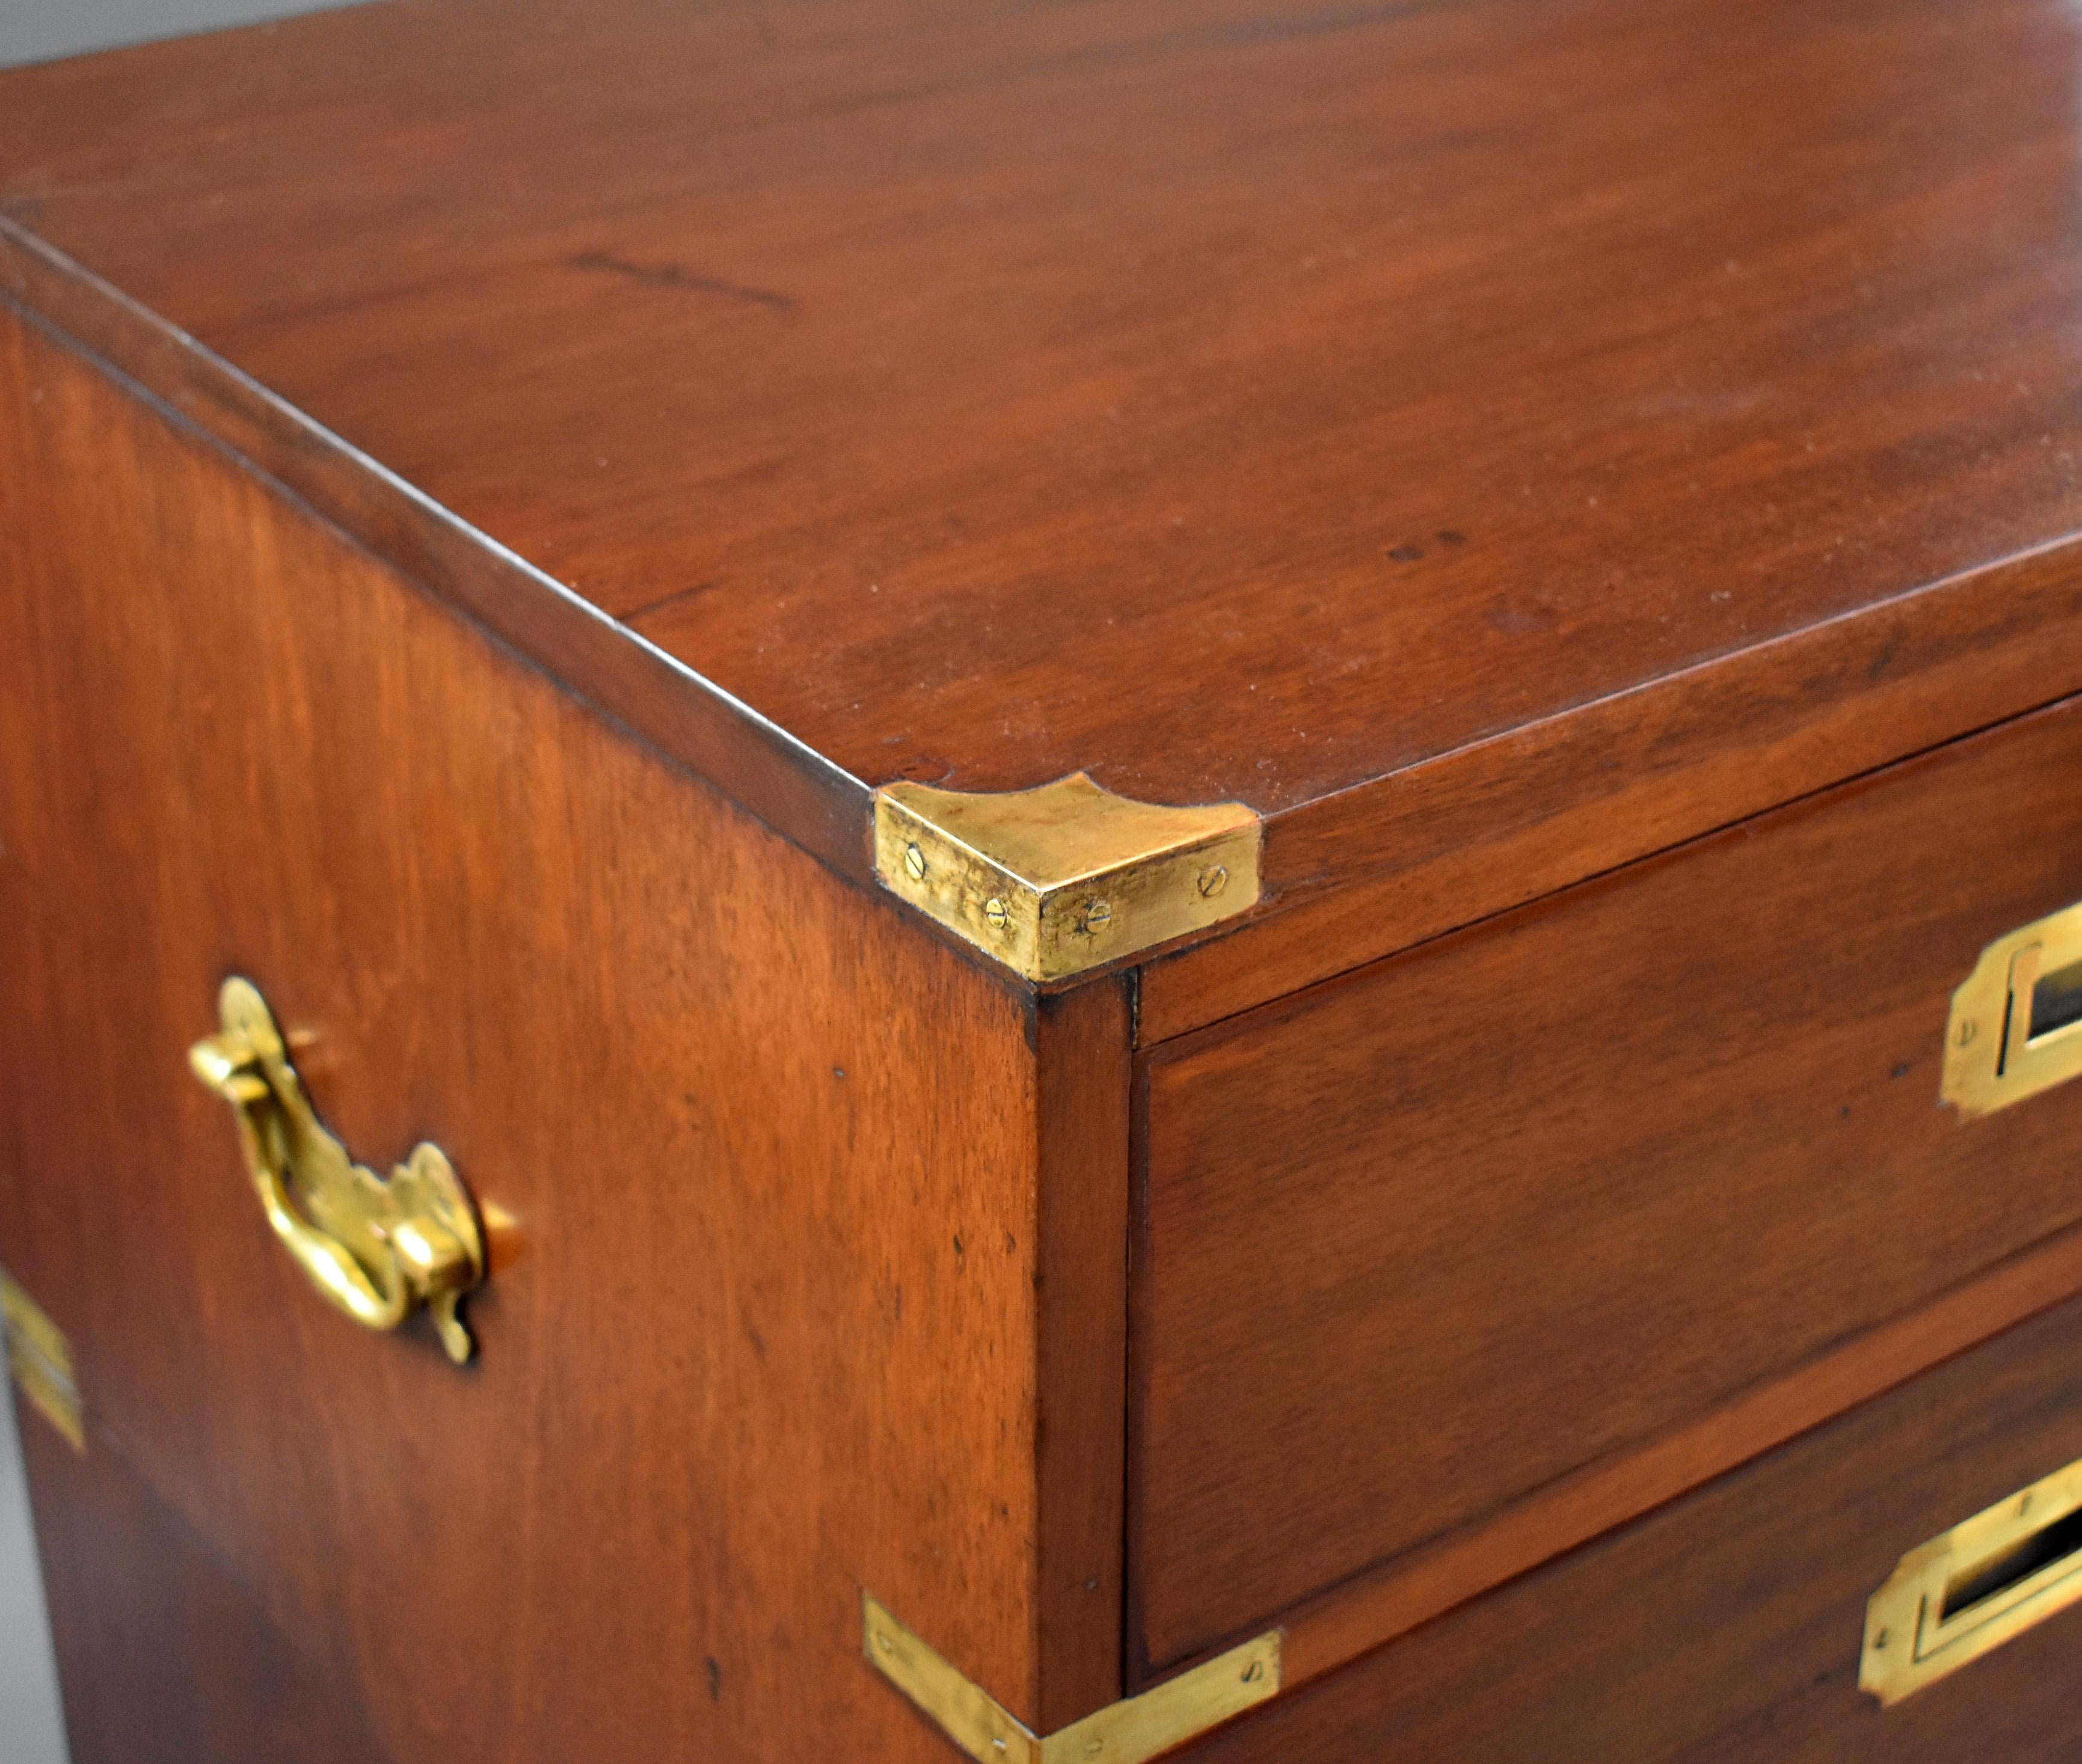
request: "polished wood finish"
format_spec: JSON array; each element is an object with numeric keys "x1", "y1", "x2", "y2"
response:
[
  {"x1": 0, "y1": 302, "x2": 1126, "y2": 1759},
  {"x1": 1136, "y1": 692, "x2": 2082, "y2": 1670},
  {"x1": 19, "y1": 1408, "x2": 387, "y2": 1764},
  {"x1": 7, "y1": 0, "x2": 2082, "y2": 1010},
  {"x1": 1181, "y1": 1287, "x2": 2082, "y2": 1764},
  {"x1": 13, "y1": 3, "x2": 2082, "y2": 1757},
  {"x1": 0, "y1": 219, "x2": 871, "y2": 889},
  {"x1": 1273, "y1": 1217, "x2": 2082, "y2": 1699},
  {"x1": 1033, "y1": 979, "x2": 1133, "y2": 1729},
  {"x1": 1138, "y1": 538, "x2": 2082, "y2": 1041}
]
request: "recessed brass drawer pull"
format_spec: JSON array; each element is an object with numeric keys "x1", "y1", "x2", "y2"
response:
[
  {"x1": 188, "y1": 977, "x2": 485, "y2": 1364},
  {"x1": 1861, "y1": 1456, "x2": 2082, "y2": 1704},
  {"x1": 1944, "y1": 901, "x2": 2082, "y2": 1117}
]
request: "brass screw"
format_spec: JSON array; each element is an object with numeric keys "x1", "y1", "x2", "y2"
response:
[
  {"x1": 1242, "y1": 1659, "x2": 1265, "y2": 1684},
  {"x1": 1086, "y1": 900, "x2": 1113, "y2": 930},
  {"x1": 903, "y1": 842, "x2": 927, "y2": 883},
  {"x1": 985, "y1": 897, "x2": 1010, "y2": 930},
  {"x1": 1197, "y1": 864, "x2": 1229, "y2": 899},
  {"x1": 1956, "y1": 1018, "x2": 1977, "y2": 1049},
  {"x1": 1084, "y1": 1741, "x2": 1105, "y2": 1759},
  {"x1": 1873, "y1": 1628, "x2": 1890, "y2": 1651},
  {"x1": 874, "y1": 1631, "x2": 894, "y2": 1654}
]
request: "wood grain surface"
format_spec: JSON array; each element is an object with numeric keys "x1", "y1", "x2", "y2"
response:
[
  {"x1": 1135, "y1": 691, "x2": 2082, "y2": 1670},
  {"x1": 1137, "y1": 537, "x2": 2082, "y2": 1041},
  {"x1": 0, "y1": 301, "x2": 1123, "y2": 1757},
  {"x1": 17, "y1": 1404, "x2": 390, "y2": 1764},
  {"x1": 16, "y1": 4, "x2": 2082, "y2": 1753},
  {"x1": 1270, "y1": 1217, "x2": 2082, "y2": 1698},
  {"x1": 5, "y1": 0, "x2": 2082, "y2": 1005},
  {"x1": 1033, "y1": 979, "x2": 1133, "y2": 1729},
  {"x1": 1178, "y1": 1287, "x2": 2082, "y2": 1764}
]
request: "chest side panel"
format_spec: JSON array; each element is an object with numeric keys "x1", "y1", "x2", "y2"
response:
[{"x1": 0, "y1": 302, "x2": 1052, "y2": 1761}]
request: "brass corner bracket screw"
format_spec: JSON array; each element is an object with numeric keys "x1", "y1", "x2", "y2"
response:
[
  {"x1": 1197, "y1": 864, "x2": 1229, "y2": 899},
  {"x1": 903, "y1": 842, "x2": 927, "y2": 882}
]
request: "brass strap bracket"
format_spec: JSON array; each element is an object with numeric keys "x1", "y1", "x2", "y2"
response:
[
  {"x1": 0, "y1": 1269, "x2": 84, "y2": 1453},
  {"x1": 873, "y1": 772, "x2": 1261, "y2": 983},
  {"x1": 863, "y1": 1593, "x2": 1281, "y2": 1764}
]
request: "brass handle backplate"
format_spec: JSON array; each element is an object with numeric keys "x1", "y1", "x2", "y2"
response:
[{"x1": 189, "y1": 977, "x2": 485, "y2": 1364}]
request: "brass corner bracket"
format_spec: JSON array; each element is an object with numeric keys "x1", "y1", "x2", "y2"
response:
[
  {"x1": 873, "y1": 773, "x2": 1261, "y2": 982},
  {"x1": 863, "y1": 1594, "x2": 1280, "y2": 1764},
  {"x1": 0, "y1": 1269, "x2": 84, "y2": 1453}
]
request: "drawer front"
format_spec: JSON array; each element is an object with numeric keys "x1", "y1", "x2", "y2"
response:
[
  {"x1": 1179, "y1": 1284, "x2": 2082, "y2": 1764},
  {"x1": 0, "y1": 311, "x2": 1047, "y2": 1758},
  {"x1": 1136, "y1": 691, "x2": 2082, "y2": 1668}
]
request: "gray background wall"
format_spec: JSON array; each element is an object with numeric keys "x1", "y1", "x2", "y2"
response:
[
  {"x1": 0, "y1": 7, "x2": 360, "y2": 1760},
  {"x1": 0, "y1": 1395, "x2": 63, "y2": 1764},
  {"x1": 0, "y1": 0, "x2": 350, "y2": 68}
]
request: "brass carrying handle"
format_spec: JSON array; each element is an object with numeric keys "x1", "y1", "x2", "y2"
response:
[{"x1": 188, "y1": 977, "x2": 485, "y2": 1364}]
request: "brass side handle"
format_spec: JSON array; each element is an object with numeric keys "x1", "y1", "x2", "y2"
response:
[
  {"x1": 1862, "y1": 1456, "x2": 2082, "y2": 1704},
  {"x1": 1944, "y1": 901, "x2": 2082, "y2": 1118},
  {"x1": 188, "y1": 977, "x2": 485, "y2": 1364}
]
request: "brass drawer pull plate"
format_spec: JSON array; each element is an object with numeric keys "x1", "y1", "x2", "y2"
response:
[
  {"x1": 188, "y1": 977, "x2": 485, "y2": 1364},
  {"x1": 1944, "y1": 901, "x2": 2082, "y2": 1117},
  {"x1": 1862, "y1": 1456, "x2": 2082, "y2": 1704}
]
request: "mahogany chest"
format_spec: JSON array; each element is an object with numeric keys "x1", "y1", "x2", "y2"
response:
[{"x1": 7, "y1": 2, "x2": 2082, "y2": 1759}]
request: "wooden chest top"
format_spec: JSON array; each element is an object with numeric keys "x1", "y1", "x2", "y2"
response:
[{"x1": 6, "y1": 0, "x2": 2082, "y2": 1012}]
